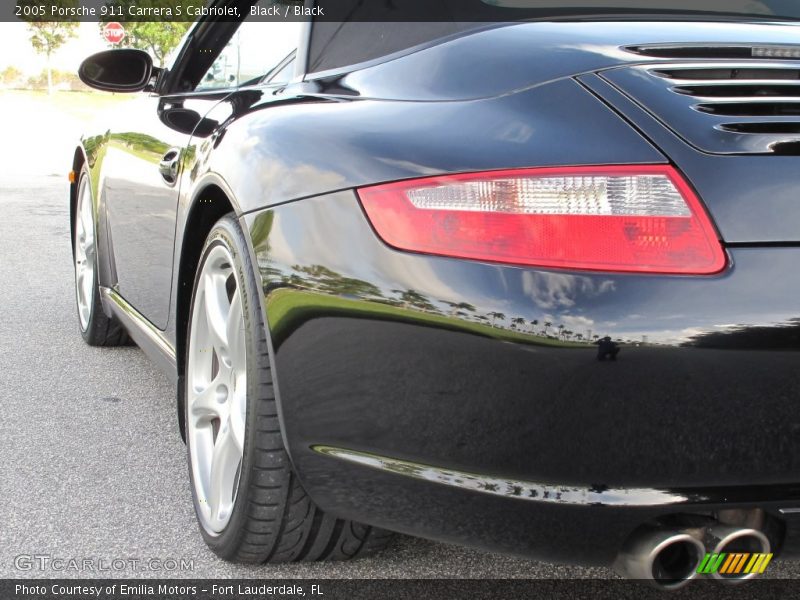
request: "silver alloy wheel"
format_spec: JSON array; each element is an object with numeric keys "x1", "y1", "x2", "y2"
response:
[
  {"x1": 74, "y1": 175, "x2": 95, "y2": 331},
  {"x1": 187, "y1": 244, "x2": 247, "y2": 534}
]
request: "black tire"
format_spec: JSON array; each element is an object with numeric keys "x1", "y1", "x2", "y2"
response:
[
  {"x1": 185, "y1": 214, "x2": 392, "y2": 563},
  {"x1": 72, "y1": 167, "x2": 129, "y2": 347}
]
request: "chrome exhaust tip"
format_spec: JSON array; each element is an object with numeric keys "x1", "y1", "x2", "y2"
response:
[
  {"x1": 704, "y1": 526, "x2": 771, "y2": 583},
  {"x1": 614, "y1": 527, "x2": 706, "y2": 590}
]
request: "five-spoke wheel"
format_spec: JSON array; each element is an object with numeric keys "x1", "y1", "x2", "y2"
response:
[
  {"x1": 187, "y1": 244, "x2": 248, "y2": 534},
  {"x1": 74, "y1": 174, "x2": 95, "y2": 331}
]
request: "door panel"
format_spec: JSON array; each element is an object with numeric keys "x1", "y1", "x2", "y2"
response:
[
  {"x1": 103, "y1": 14, "x2": 305, "y2": 329},
  {"x1": 103, "y1": 95, "x2": 223, "y2": 329}
]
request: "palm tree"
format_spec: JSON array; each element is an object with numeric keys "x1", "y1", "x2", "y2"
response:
[
  {"x1": 511, "y1": 317, "x2": 526, "y2": 330},
  {"x1": 457, "y1": 302, "x2": 476, "y2": 314},
  {"x1": 543, "y1": 321, "x2": 552, "y2": 336},
  {"x1": 530, "y1": 319, "x2": 539, "y2": 333},
  {"x1": 442, "y1": 301, "x2": 477, "y2": 316},
  {"x1": 488, "y1": 311, "x2": 506, "y2": 327},
  {"x1": 557, "y1": 324, "x2": 565, "y2": 339},
  {"x1": 392, "y1": 289, "x2": 436, "y2": 312}
]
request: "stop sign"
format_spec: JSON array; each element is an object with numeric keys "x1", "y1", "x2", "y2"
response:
[{"x1": 103, "y1": 22, "x2": 126, "y2": 45}]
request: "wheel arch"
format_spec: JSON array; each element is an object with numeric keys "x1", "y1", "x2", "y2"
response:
[
  {"x1": 69, "y1": 146, "x2": 87, "y2": 258},
  {"x1": 175, "y1": 179, "x2": 241, "y2": 439},
  {"x1": 70, "y1": 143, "x2": 119, "y2": 294}
]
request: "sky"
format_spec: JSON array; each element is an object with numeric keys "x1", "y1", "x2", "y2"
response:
[{"x1": 0, "y1": 22, "x2": 108, "y2": 75}]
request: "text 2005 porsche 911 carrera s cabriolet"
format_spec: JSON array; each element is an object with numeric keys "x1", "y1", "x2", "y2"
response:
[{"x1": 71, "y1": 0, "x2": 800, "y2": 588}]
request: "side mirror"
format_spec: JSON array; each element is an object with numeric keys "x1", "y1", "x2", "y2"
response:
[{"x1": 78, "y1": 49, "x2": 154, "y2": 93}]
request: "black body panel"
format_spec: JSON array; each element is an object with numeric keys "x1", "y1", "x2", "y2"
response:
[
  {"x1": 195, "y1": 78, "x2": 665, "y2": 212},
  {"x1": 75, "y1": 15, "x2": 800, "y2": 565},
  {"x1": 246, "y1": 191, "x2": 800, "y2": 564}
]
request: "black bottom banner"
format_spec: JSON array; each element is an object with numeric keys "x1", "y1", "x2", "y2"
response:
[{"x1": 3, "y1": 579, "x2": 800, "y2": 600}]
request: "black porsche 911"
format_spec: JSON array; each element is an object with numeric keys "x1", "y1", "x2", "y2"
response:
[{"x1": 71, "y1": 0, "x2": 800, "y2": 588}]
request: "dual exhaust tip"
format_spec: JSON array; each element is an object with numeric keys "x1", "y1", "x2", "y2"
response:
[{"x1": 615, "y1": 524, "x2": 771, "y2": 590}]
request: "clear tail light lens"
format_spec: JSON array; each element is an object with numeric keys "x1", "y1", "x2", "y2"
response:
[{"x1": 357, "y1": 165, "x2": 726, "y2": 274}]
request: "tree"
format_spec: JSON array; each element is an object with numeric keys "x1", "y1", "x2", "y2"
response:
[
  {"x1": 19, "y1": 1, "x2": 79, "y2": 94},
  {"x1": 392, "y1": 289, "x2": 437, "y2": 312},
  {"x1": 26, "y1": 68, "x2": 80, "y2": 91},
  {"x1": 288, "y1": 264, "x2": 384, "y2": 300},
  {"x1": 511, "y1": 317, "x2": 525, "y2": 330},
  {"x1": 2, "y1": 65, "x2": 22, "y2": 84},
  {"x1": 100, "y1": 1, "x2": 203, "y2": 66},
  {"x1": 442, "y1": 301, "x2": 476, "y2": 316},
  {"x1": 543, "y1": 321, "x2": 552, "y2": 336},
  {"x1": 487, "y1": 311, "x2": 506, "y2": 327},
  {"x1": 322, "y1": 276, "x2": 382, "y2": 299},
  {"x1": 1, "y1": 66, "x2": 23, "y2": 86}
]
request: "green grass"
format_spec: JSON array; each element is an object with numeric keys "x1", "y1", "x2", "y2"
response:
[
  {"x1": 3, "y1": 89, "x2": 133, "y2": 122},
  {"x1": 266, "y1": 288, "x2": 589, "y2": 349},
  {"x1": 106, "y1": 138, "x2": 163, "y2": 165}
]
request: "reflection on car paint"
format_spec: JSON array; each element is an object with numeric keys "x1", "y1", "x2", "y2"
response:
[{"x1": 313, "y1": 445, "x2": 697, "y2": 506}]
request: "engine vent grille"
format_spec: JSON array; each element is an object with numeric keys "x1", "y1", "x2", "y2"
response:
[
  {"x1": 626, "y1": 44, "x2": 800, "y2": 61},
  {"x1": 653, "y1": 66, "x2": 800, "y2": 81},
  {"x1": 601, "y1": 62, "x2": 800, "y2": 154}
]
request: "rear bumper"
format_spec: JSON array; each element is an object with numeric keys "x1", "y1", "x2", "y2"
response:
[{"x1": 245, "y1": 190, "x2": 800, "y2": 565}]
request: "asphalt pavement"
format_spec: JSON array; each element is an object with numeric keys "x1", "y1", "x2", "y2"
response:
[{"x1": 1, "y1": 173, "x2": 799, "y2": 582}]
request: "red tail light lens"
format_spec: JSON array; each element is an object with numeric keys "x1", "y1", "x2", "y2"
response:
[{"x1": 357, "y1": 165, "x2": 726, "y2": 274}]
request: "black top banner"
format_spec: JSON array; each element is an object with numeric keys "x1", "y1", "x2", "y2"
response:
[{"x1": 3, "y1": 0, "x2": 800, "y2": 23}]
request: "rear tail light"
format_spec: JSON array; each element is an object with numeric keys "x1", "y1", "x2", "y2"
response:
[{"x1": 357, "y1": 165, "x2": 726, "y2": 274}]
